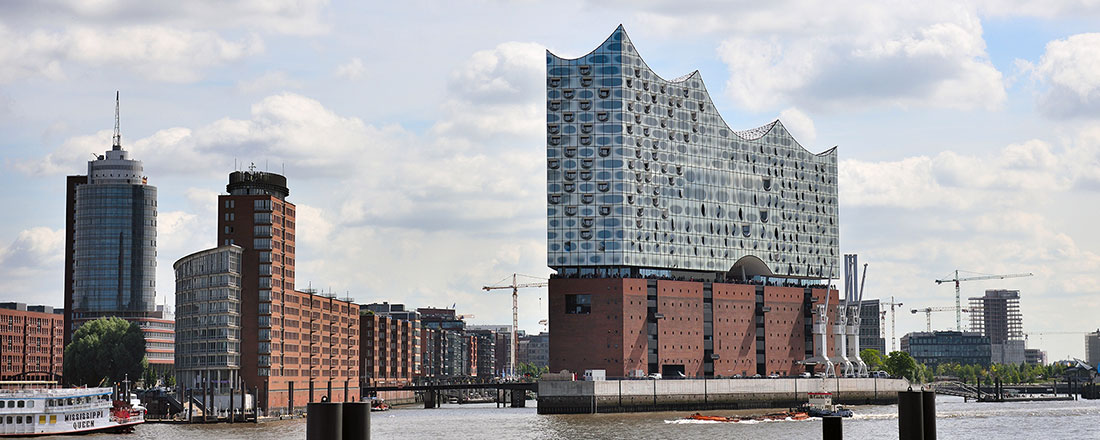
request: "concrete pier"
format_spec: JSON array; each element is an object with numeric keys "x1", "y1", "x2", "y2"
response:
[{"x1": 537, "y1": 378, "x2": 911, "y2": 414}]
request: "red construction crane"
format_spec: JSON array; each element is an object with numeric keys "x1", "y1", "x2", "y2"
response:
[{"x1": 935, "y1": 270, "x2": 1033, "y2": 332}]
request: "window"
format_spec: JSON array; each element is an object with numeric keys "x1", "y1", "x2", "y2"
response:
[
  {"x1": 254, "y1": 199, "x2": 272, "y2": 211},
  {"x1": 565, "y1": 294, "x2": 591, "y2": 314}
]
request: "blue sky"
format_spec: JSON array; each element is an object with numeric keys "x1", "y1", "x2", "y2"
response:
[{"x1": 2, "y1": 0, "x2": 1099, "y2": 361}]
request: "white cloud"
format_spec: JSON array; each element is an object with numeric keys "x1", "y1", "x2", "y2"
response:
[
  {"x1": 778, "y1": 108, "x2": 816, "y2": 145},
  {"x1": 838, "y1": 135, "x2": 1095, "y2": 211},
  {"x1": 15, "y1": 93, "x2": 407, "y2": 177},
  {"x1": 432, "y1": 41, "x2": 545, "y2": 141},
  {"x1": 0, "y1": 24, "x2": 263, "y2": 83},
  {"x1": 0, "y1": 227, "x2": 65, "y2": 304},
  {"x1": 0, "y1": 0, "x2": 329, "y2": 36},
  {"x1": 1025, "y1": 33, "x2": 1100, "y2": 118},
  {"x1": 335, "y1": 58, "x2": 366, "y2": 80},
  {"x1": 0, "y1": 227, "x2": 64, "y2": 269},
  {"x1": 236, "y1": 71, "x2": 301, "y2": 94},
  {"x1": 614, "y1": 0, "x2": 1007, "y2": 112}
]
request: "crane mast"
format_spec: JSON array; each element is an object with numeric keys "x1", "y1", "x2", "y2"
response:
[
  {"x1": 483, "y1": 274, "x2": 548, "y2": 379},
  {"x1": 935, "y1": 270, "x2": 1033, "y2": 331}
]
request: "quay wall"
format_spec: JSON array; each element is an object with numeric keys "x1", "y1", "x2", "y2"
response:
[{"x1": 537, "y1": 378, "x2": 911, "y2": 414}]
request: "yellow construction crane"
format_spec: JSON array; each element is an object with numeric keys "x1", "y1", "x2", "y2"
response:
[
  {"x1": 483, "y1": 273, "x2": 548, "y2": 378},
  {"x1": 935, "y1": 270, "x2": 1033, "y2": 332},
  {"x1": 911, "y1": 306, "x2": 969, "y2": 332}
]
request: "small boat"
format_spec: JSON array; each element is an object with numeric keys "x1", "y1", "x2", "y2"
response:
[
  {"x1": 687, "y1": 413, "x2": 738, "y2": 422},
  {"x1": 795, "y1": 392, "x2": 854, "y2": 418},
  {"x1": 0, "y1": 384, "x2": 145, "y2": 436},
  {"x1": 368, "y1": 397, "x2": 389, "y2": 412}
]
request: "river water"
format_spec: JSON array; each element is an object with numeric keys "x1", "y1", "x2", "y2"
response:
[{"x1": 49, "y1": 396, "x2": 1100, "y2": 439}]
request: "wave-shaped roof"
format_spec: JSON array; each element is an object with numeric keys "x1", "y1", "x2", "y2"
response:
[{"x1": 548, "y1": 25, "x2": 836, "y2": 159}]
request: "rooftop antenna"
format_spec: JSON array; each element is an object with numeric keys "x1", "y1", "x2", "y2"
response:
[{"x1": 112, "y1": 91, "x2": 122, "y2": 150}]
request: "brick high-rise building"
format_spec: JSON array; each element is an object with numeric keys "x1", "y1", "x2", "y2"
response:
[
  {"x1": 0, "y1": 303, "x2": 64, "y2": 382},
  {"x1": 65, "y1": 94, "x2": 173, "y2": 371},
  {"x1": 175, "y1": 169, "x2": 359, "y2": 414}
]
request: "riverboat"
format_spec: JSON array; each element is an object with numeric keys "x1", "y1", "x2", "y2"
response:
[
  {"x1": 795, "y1": 392, "x2": 853, "y2": 418},
  {"x1": 0, "y1": 387, "x2": 144, "y2": 436},
  {"x1": 368, "y1": 397, "x2": 390, "y2": 412}
]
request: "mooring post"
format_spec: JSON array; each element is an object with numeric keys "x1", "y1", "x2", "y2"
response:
[
  {"x1": 343, "y1": 401, "x2": 371, "y2": 440},
  {"x1": 306, "y1": 400, "x2": 343, "y2": 440},
  {"x1": 898, "y1": 389, "x2": 924, "y2": 440},
  {"x1": 823, "y1": 415, "x2": 842, "y2": 440},
  {"x1": 922, "y1": 388, "x2": 937, "y2": 440}
]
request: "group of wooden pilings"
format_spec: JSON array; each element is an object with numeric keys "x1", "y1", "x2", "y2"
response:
[
  {"x1": 185, "y1": 382, "x2": 257, "y2": 423},
  {"x1": 305, "y1": 400, "x2": 370, "y2": 440},
  {"x1": 819, "y1": 389, "x2": 936, "y2": 440}
]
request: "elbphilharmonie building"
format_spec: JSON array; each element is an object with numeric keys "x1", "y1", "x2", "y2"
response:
[
  {"x1": 546, "y1": 26, "x2": 839, "y2": 280},
  {"x1": 547, "y1": 27, "x2": 842, "y2": 379}
]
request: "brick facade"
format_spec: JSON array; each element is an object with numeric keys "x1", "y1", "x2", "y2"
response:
[{"x1": 549, "y1": 278, "x2": 840, "y2": 378}]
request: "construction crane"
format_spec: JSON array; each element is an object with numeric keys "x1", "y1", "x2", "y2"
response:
[
  {"x1": 483, "y1": 273, "x2": 548, "y2": 379},
  {"x1": 935, "y1": 270, "x2": 1033, "y2": 332},
  {"x1": 880, "y1": 297, "x2": 903, "y2": 352},
  {"x1": 1023, "y1": 331, "x2": 1088, "y2": 343},
  {"x1": 910, "y1": 306, "x2": 968, "y2": 332}
]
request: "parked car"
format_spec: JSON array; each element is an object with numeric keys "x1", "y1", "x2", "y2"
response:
[
  {"x1": 872, "y1": 371, "x2": 891, "y2": 378},
  {"x1": 767, "y1": 373, "x2": 781, "y2": 379},
  {"x1": 814, "y1": 372, "x2": 827, "y2": 378},
  {"x1": 732, "y1": 374, "x2": 743, "y2": 379},
  {"x1": 646, "y1": 373, "x2": 662, "y2": 380},
  {"x1": 752, "y1": 374, "x2": 763, "y2": 378},
  {"x1": 799, "y1": 372, "x2": 812, "y2": 378}
]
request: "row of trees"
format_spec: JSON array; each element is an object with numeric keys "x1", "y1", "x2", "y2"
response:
[{"x1": 860, "y1": 348, "x2": 1069, "y2": 384}]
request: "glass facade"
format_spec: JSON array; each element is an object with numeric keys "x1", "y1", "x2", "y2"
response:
[
  {"x1": 546, "y1": 26, "x2": 839, "y2": 278},
  {"x1": 174, "y1": 245, "x2": 243, "y2": 392},
  {"x1": 901, "y1": 331, "x2": 991, "y2": 367},
  {"x1": 72, "y1": 183, "x2": 157, "y2": 312}
]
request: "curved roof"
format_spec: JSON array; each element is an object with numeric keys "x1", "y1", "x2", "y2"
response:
[{"x1": 547, "y1": 25, "x2": 836, "y2": 159}]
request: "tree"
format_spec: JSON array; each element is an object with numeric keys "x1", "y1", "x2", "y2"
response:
[
  {"x1": 518, "y1": 362, "x2": 549, "y2": 380},
  {"x1": 884, "y1": 351, "x2": 920, "y2": 382},
  {"x1": 861, "y1": 349, "x2": 884, "y2": 371},
  {"x1": 64, "y1": 317, "x2": 147, "y2": 387}
]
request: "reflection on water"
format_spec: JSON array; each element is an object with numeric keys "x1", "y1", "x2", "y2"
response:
[{"x1": 36, "y1": 396, "x2": 1100, "y2": 440}]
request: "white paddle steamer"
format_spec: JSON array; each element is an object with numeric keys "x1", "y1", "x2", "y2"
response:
[{"x1": 0, "y1": 385, "x2": 143, "y2": 437}]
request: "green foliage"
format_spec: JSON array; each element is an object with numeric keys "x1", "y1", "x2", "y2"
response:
[
  {"x1": 930, "y1": 361, "x2": 1063, "y2": 384},
  {"x1": 518, "y1": 362, "x2": 549, "y2": 380},
  {"x1": 884, "y1": 351, "x2": 920, "y2": 382},
  {"x1": 63, "y1": 317, "x2": 147, "y2": 387},
  {"x1": 861, "y1": 349, "x2": 884, "y2": 371}
]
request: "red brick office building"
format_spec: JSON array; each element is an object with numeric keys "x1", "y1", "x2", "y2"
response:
[
  {"x1": 192, "y1": 170, "x2": 359, "y2": 413},
  {"x1": 0, "y1": 304, "x2": 64, "y2": 382}
]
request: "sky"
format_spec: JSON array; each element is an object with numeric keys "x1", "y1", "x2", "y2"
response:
[{"x1": 1, "y1": 0, "x2": 1099, "y2": 362}]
